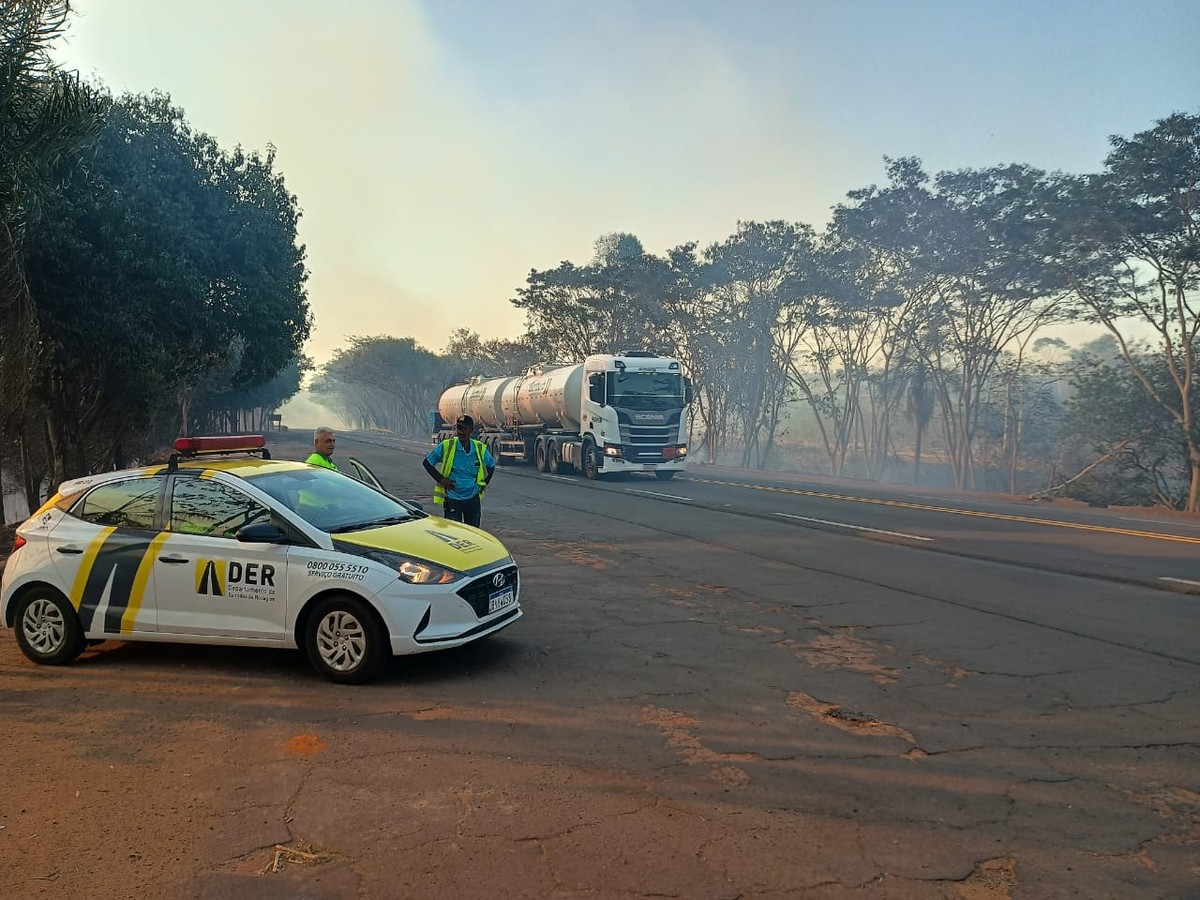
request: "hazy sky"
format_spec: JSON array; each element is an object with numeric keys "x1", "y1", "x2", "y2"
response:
[{"x1": 53, "y1": 0, "x2": 1199, "y2": 367}]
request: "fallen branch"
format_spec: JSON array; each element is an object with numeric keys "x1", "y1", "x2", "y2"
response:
[{"x1": 1029, "y1": 438, "x2": 1134, "y2": 500}]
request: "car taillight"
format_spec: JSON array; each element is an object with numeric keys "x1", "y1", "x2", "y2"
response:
[{"x1": 12, "y1": 535, "x2": 25, "y2": 552}]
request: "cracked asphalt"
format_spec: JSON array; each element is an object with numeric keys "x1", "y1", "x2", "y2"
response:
[{"x1": 0, "y1": 433, "x2": 1196, "y2": 899}]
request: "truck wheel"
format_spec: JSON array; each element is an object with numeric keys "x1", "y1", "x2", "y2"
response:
[
  {"x1": 655, "y1": 470, "x2": 676, "y2": 481},
  {"x1": 548, "y1": 443, "x2": 562, "y2": 474},
  {"x1": 583, "y1": 441, "x2": 601, "y2": 480},
  {"x1": 535, "y1": 439, "x2": 549, "y2": 472}
]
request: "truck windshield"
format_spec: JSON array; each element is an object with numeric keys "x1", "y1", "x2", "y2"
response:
[{"x1": 606, "y1": 371, "x2": 684, "y2": 411}]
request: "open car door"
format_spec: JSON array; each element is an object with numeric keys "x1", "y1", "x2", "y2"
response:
[
  {"x1": 344, "y1": 457, "x2": 426, "y2": 514},
  {"x1": 343, "y1": 456, "x2": 386, "y2": 492}
]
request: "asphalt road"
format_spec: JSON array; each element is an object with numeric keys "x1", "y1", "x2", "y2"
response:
[{"x1": 0, "y1": 430, "x2": 1196, "y2": 899}]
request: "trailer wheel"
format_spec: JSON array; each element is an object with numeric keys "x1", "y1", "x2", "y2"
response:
[
  {"x1": 547, "y1": 442, "x2": 562, "y2": 474},
  {"x1": 535, "y1": 439, "x2": 549, "y2": 472},
  {"x1": 583, "y1": 440, "x2": 601, "y2": 480}
]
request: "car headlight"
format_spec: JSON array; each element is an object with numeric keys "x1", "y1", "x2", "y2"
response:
[{"x1": 357, "y1": 549, "x2": 461, "y2": 584}]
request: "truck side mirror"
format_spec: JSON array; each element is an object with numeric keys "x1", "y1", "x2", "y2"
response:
[
  {"x1": 588, "y1": 374, "x2": 605, "y2": 406},
  {"x1": 684, "y1": 377, "x2": 694, "y2": 405}
]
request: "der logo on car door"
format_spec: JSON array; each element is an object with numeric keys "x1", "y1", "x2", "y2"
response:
[{"x1": 195, "y1": 559, "x2": 279, "y2": 602}]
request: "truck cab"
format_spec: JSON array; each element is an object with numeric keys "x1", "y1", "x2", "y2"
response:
[{"x1": 579, "y1": 353, "x2": 691, "y2": 480}]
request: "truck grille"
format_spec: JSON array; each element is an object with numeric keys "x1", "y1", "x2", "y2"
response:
[{"x1": 618, "y1": 423, "x2": 674, "y2": 460}]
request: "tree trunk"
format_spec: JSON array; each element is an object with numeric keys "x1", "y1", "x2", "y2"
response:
[
  {"x1": 913, "y1": 425, "x2": 925, "y2": 486},
  {"x1": 19, "y1": 431, "x2": 42, "y2": 512},
  {"x1": 1188, "y1": 450, "x2": 1200, "y2": 514}
]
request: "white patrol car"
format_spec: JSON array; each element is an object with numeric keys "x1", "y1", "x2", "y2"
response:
[{"x1": 0, "y1": 435, "x2": 521, "y2": 683}]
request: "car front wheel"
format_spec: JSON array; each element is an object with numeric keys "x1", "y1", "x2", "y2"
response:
[
  {"x1": 14, "y1": 587, "x2": 86, "y2": 666},
  {"x1": 304, "y1": 595, "x2": 390, "y2": 684}
]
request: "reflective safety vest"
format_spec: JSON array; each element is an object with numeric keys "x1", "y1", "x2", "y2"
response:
[
  {"x1": 305, "y1": 452, "x2": 338, "y2": 472},
  {"x1": 433, "y1": 438, "x2": 488, "y2": 506}
]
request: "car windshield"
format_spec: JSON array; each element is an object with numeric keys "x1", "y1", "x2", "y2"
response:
[{"x1": 248, "y1": 467, "x2": 416, "y2": 533}]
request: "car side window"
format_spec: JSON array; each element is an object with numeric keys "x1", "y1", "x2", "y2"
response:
[
  {"x1": 169, "y1": 477, "x2": 269, "y2": 539},
  {"x1": 74, "y1": 477, "x2": 161, "y2": 530}
]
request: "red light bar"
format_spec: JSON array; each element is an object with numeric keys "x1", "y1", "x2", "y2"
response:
[{"x1": 173, "y1": 435, "x2": 267, "y2": 454}]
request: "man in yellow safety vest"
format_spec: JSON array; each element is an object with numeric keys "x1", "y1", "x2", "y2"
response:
[{"x1": 423, "y1": 415, "x2": 495, "y2": 528}]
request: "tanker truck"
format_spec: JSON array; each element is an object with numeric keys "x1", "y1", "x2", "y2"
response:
[{"x1": 435, "y1": 352, "x2": 692, "y2": 480}]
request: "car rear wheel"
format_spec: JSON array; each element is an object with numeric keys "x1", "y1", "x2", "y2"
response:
[
  {"x1": 13, "y1": 587, "x2": 86, "y2": 666},
  {"x1": 304, "y1": 595, "x2": 390, "y2": 684}
]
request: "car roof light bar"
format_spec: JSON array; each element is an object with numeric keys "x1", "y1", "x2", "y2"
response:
[{"x1": 168, "y1": 434, "x2": 271, "y2": 470}]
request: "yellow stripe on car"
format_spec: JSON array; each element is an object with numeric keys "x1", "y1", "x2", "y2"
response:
[
  {"x1": 121, "y1": 532, "x2": 171, "y2": 633},
  {"x1": 69, "y1": 527, "x2": 116, "y2": 611}
]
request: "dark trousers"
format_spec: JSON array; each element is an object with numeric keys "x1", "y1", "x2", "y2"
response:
[{"x1": 443, "y1": 495, "x2": 482, "y2": 528}]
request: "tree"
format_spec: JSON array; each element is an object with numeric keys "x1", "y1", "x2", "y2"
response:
[
  {"x1": 1061, "y1": 348, "x2": 1196, "y2": 508},
  {"x1": 442, "y1": 329, "x2": 540, "y2": 380},
  {"x1": 702, "y1": 221, "x2": 818, "y2": 468},
  {"x1": 0, "y1": 1, "x2": 103, "y2": 499},
  {"x1": 311, "y1": 337, "x2": 447, "y2": 435},
  {"x1": 832, "y1": 158, "x2": 1065, "y2": 489},
  {"x1": 1050, "y1": 111, "x2": 1200, "y2": 511},
  {"x1": 23, "y1": 90, "x2": 310, "y2": 483},
  {"x1": 512, "y1": 233, "x2": 674, "y2": 361},
  {"x1": 196, "y1": 354, "x2": 311, "y2": 434}
]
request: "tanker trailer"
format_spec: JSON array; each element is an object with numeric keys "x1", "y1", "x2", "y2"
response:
[
  {"x1": 458, "y1": 375, "x2": 517, "y2": 429},
  {"x1": 435, "y1": 352, "x2": 693, "y2": 481}
]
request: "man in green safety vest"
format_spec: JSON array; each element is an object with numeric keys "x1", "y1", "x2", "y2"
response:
[
  {"x1": 305, "y1": 426, "x2": 339, "y2": 472},
  {"x1": 423, "y1": 415, "x2": 495, "y2": 528}
]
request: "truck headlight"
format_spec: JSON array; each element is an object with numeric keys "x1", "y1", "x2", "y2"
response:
[{"x1": 603, "y1": 443, "x2": 623, "y2": 458}]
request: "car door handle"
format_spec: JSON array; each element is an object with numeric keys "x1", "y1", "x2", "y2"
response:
[
  {"x1": 55, "y1": 547, "x2": 84, "y2": 555},
  {"x1": 158, "y1": 555, "x2": 190, "y2": 564}
]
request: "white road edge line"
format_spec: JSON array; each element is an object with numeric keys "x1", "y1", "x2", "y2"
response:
[
  {"x1": 774, "y1": 512, "x2": 932, "y2": 541},
  {"x1": 626, "y1": 489, "x2": 693, "y2": 502},
  {"x1": 1159, "y1": 577, "x2": 1200, "y2": 587},
  {"x1": 1122, "y1": 517, "x2": 1200, "y2": 530},
  {"x1": 543, "y1": 475, "x2": 577, "y2": 482}
]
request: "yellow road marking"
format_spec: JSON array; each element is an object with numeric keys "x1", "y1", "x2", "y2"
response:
[{"x1": 685, "y1": 477, "x2": 1200, "y2": 545}]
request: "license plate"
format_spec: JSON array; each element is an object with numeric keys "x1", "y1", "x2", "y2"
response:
[
  {"x1": 642, "y1": 464, "x2": 656, "y2": 471},
  {"x1": 487, "y1": 588, "x2": 515, "y2": 614}
]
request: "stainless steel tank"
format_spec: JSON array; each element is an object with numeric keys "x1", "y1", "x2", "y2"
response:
[
  {"x1": 456, "y1": 376, "x2": 516, "y2": 429},
  {"x1": 509, "y1": 364, "x2": 584, "y2": 431},
  {"x1": 436, "y1": 383, "x2": 473, "y2": 426}
]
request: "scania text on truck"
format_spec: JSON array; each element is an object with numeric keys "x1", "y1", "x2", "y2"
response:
[{"x1": 435, "y1": 352, "x2": 693, "y2": 481}]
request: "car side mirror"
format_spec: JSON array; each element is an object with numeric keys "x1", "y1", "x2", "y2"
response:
[
  {"x1": 684, "y1": 377, "x2": 694, "y2": 405},
  {"x1": 237, "y1": 522, "x2": 287, "y2": 543}
]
